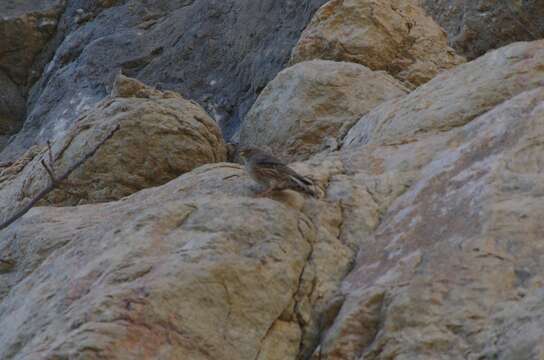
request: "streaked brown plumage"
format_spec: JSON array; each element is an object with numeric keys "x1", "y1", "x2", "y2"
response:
[{"x1": 239, "y1": 147, "x2": 317, "y2": 197}]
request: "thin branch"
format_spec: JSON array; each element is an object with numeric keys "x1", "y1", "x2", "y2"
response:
[
  {"x1": 46, "y1": 140, "x2": 56, "y2": 178},
  {"x1": 0, "y1": 124, "x2": 120, "y2": 232},
  {"x1": 46, "y1": 141, "x2": 53, "y2": 166},
  {"x1": 40, "y1": 159, "x2": 57, "y2": 184}
]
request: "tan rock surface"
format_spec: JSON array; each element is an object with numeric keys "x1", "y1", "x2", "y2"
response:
[
  {"x1": 290, "y1": 0, "x2": 465, "y2": 86},
  {"x1": 239, "y1": 60, "x2": 407, "y2": 162},
  {"x1": 318, "y1": 87, "x2": 544, "y2": 359},
  {"x1": 0, "y1": 164, "x2": 313, "y2": 359},
  {"x1": 0, "y1": 75, "x2": 227, "y2": 215},
  {"x1": 1, "y1": 35, "x2": 544, "y2": 360},
  {"x1": 344, "y1": 40, "x2": 544, "y2": 147},
  {"x1": 0, "y1": 144, "x2": 387, "y2": 359},
  {"x1": 0, "y1": 157, "x2": 380, "y2": 359}
]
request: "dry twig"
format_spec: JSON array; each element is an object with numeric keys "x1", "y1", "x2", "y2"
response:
[{"x1": 0, "y1": 124, "x2": 120, "y2": 232}]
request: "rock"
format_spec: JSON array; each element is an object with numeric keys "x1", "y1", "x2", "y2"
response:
[
  {"x1": 290, "y1": 0, "x2": 465, "y2": 86},
  {"x1": 318, "y1": 87, "x2": 544, "y2": 359},
  {"x1": 0, "y1": 0, "x2": 64, "y2": 137},
  {"x1": 2, "y1": 7, "x2": 544, "y2": 360},
  {"x1": 0, "y1": 0, "x2": 329, "y2": 162},
  {"x1": 477, "y1": 292, "x2": 544, "y2": 359},
  {"x1": 0, "y1": 164, "x2": 313, "y2": 359},
  {"x1": 0, "y1": 131, "x2": 385, "y2": 360},
  {"x1": 5, "y1": 84, "x2": 543, "y2": 358},
  {"x1": 0, "y1": 0, "x2": 64, "y2": 87},
  {"x1": 0, "y1": 71, "x2": 25, "y2": 137},
  {"x1": 256, "y1": 320, "x2": 301, "y2": 360},
  {"x1": 344, "y1": 40, "x2": 544, "y2": 147},
  {"x1": 0, "y1": 75, "x2": 227, "y2": 210},
  {"x1": 420, "y1": 0, "x2": 544, "y2": 59},
  {"x1": 0, "y1": 137, "x2": 8, "y2": 152},
  {"x1": 0, "y1": 152, "x2": 384, "y2": 359},
  {"x1": 239, "y1": 60, "x2": 407, "y2": 162}
]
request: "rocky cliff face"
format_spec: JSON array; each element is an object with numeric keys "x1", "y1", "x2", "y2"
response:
[
  {"x1": 420, "y1": 0, "x2": 544, "y2": 59},
  {"x1": 1, "y1": 0, "x2": 544, "y2": 359},
  {"x1": 0, "y1": 0, "x2": 328, "y2": 160}
]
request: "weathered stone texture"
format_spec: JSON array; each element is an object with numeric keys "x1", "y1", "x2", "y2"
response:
[
  {"x1": 420, "y1": 0, "x2": 544, "y2": 59},
  {"x1": 344, "y1": 40, "x2": 544, "y2": 147},
  {"x1": 0, "y1": 0, "x2": 328, "y2": 162},
  {"x1": 0, "y1": 165, "x2": 313, "y2": 359},
  {"x1": 0, "y1": 75, "x2": 226, "y2": 214},
  {"x1": 319, "y1": 87, "x2": 544, "y2": 359},
  {"x1": 290, "y1": 0, "x2": 465, "y2": 86},
  {"x1": 1, "y1": 0, "x2": 544, "y2": 359},
  {"x1": 0, "y1": 72, "x2": 25, "y2": 138},
  {"x1": 239, "y1": 60, "x2": 407, "y2": 162}
]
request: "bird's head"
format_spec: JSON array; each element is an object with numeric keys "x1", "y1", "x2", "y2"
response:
[{"x1": 238, "y1": 147, "x2": 260, "y2": 161}]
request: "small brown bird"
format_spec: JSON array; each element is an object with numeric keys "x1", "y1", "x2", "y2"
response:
[{"x1": 239, "y1": 147, "x2": 317, "y2": 197}]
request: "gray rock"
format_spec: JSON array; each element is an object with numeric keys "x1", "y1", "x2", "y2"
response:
[
  {"x1": 420, "y1": 0, "x2": 544, "y2": 59},
  {"x1": 0, "y1": 0, "x2": 328, "y2": 162},
  {"x1": 0, "y1": 71, "x2": 25, "y2": 138}
]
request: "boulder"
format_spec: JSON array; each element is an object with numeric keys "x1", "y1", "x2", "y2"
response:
[
  {"x1": 0, "y1": 156, "x2": 381, "y2": 359},
  {"x1": 239, "y1": 60, "x2": 407, "y2": 162},
  {"x1": 0, "y1": 0, "x2": 64, "y2": 87},
  {"x1": 1, "y1": 14, "x2": 544, "y2": 360},
  {"x1": 420, "y1": 0, "x2": 544, "y2": 59},
  {"x1": 0, "y1": 75, "x2": 227, "y2": 211},
  {"x1": 344, "y1": 40, "x2": 544, "y2": 147},
  {"x1": 290, "y1": 0, "x2": 465, "y2": 86},
  {"x1": 317, "y1": 87, "x2": 544, "y2": 359},
  {"x1": 4, "y1": 85, "x2": 544, "y2": 358},
  {"x1": 0, "y1": 0, "x2": 329, "y2": 162},
  {"x1": 0, "y1": 164, "x2": 313, "y2": 359}
]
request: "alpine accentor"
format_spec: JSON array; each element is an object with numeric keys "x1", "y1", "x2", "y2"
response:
[{"x1": 239, "y1": 147, "x2": 317, "y2": 197}]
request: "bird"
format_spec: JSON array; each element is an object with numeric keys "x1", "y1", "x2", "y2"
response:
[{"x1": 239, "y1": 147, "x2": 317, "y2": 197}]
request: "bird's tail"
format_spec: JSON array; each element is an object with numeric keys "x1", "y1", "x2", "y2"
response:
[{"x1": 289, "y1": 174, "x2": 319, "y2": 198}]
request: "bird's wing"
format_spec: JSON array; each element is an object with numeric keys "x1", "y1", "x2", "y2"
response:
[
  {"x1": 255, "y1": 159, "x2": 313, "y2": 186},
  {"x1": 254, "y1": 152, "x2": 285, "y2": 166}
]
